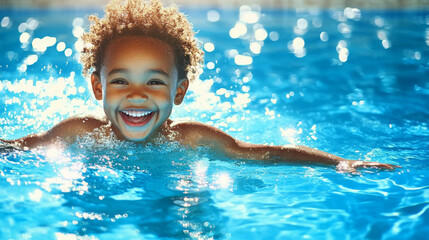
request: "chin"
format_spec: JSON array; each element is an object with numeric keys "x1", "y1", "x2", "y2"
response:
[{"x1": 123, "y1": 133, "x2": 151, "y2": 142}]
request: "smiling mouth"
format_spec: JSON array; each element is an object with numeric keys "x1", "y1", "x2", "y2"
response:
[{"x1": 119, "y1": 110, "x2": 155, "y2": 127}]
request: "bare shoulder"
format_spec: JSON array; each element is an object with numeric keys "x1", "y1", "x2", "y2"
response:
[
  {"x1": 169, "y1": 120, "x2": 222, "y2": 137},
  {"x1": 168, "y1": 119, "x2": 238, "y2": 148},
  {"x1": 170, "y1": 120, "x2": 219, "y2": 134},
  {"x1": 10, "y1": 115, "x2": 109, "y2": 148},
  {"x1": 52, "y1": 115, "x2": 107, "y2": 132},
  {"x1": 46, "y1": 115, "x2": 108, "y2": 139}
]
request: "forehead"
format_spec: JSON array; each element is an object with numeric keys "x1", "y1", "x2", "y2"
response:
[{"x1": 101, "y1": 36, "x2": 176, "y2": 73}]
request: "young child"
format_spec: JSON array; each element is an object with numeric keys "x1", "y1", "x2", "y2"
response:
[{"x1": 1, "y1": 0, "x2": 399, "y2": 173}]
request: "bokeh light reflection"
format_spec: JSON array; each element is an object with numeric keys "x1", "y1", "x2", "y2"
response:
[
  {"x1": 289, "y1": 37, "x2": 306, "y2": 58},
  {"x1": 207, "y1": 10, "x2": 220, "y2": 22},
  {"x1": 56, "y1": 42, "x2": 66, "y2": 52},
  {"x1": 344, "y1": 7, "x2": 361, "y2": 21},
  {"x1": 1, "y1": 16, "x2": 12, "y2": 28},
  {"x1": 229, "y1": 22, "x2": 247, "y2": 39},
  {"x1": 269, "y1": 31, "x2": 279, "y2": 41},
  {"x1": 374, "y1": 16, "x2": 385, "y2": 27},
  {"x1": 336, "y1": 40, "x2": 349, "y2": 62},
  {"x1": 234, "y1": 54, "x2": 253, "y2": 65},
  {"x1": 254, "y1": 28, "x2": 268, "y2": 41},
  {"x1": 250, "y1": 42, "x2": 261, "y2": 54},
  {"x1": 19, "y1": 32, "x2": 31, "y2": 44},
  {"x1": 203, "y1": 42, "x2": 215, "y2": 52},
  {"x1": 426, "y1": 28, "x2": 429, "y2": 46},
  {"x1": 239, "y1": 5, "x2": 260, "y2": 24}
]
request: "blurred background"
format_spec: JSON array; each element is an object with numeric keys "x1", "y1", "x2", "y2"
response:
[{"x1": 0, "y1": 0, "x2": 428, "y2": 9}]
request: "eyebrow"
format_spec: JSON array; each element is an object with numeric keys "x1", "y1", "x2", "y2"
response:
[{"x1": 107, "y1": 68, "x2": 170, "y2": 78}]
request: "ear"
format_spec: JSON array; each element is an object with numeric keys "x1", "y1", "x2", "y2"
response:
[
  {"x1": 174, "y1": 79, "x2": 189, "y2": 105},
  {"x1": 91, "y1": 72, "x2": 103, "y2": 100}
]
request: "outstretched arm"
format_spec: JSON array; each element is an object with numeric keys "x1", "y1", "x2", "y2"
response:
[
  {"x1": 224, "y1": 142, "x2": 399, "y2": 172},
  {"x1": 172, "y1": 121, "x2": 400, "y2": 172},
  {"x1": 1, "y1": 116, "x2": 106, "y2": 149}
]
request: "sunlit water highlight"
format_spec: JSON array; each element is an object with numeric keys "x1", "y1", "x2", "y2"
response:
[{"x1": 1, "y1": 6, "x2": 428, "y2": 240}]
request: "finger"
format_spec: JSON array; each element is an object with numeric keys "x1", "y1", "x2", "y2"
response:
[
  {"x1": 378, "y1": 163, "x2": 401, "y2": 169},
  {"x1": 380, "y1": 164, "x2": 395, "y2": 169},
  {"x1": 366, "y1": 162, "x2": 401, "y2": 170}
]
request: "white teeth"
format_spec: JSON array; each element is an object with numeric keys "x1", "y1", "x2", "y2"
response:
[{"x1": 122, "y1": 110, "x2": 151, "y2": 117}]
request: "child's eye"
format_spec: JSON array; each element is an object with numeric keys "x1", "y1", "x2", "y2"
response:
[
  {"x1": 110, "y1": 79, "x2": 128, "y2": 85},
  {"x1": 147, "y1": 79, "x2": 166, "y2": 85}
]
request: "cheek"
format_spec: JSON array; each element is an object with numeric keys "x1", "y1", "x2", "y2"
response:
[
  {"x1": 150, "y1": 89, "x2": 173, "y2": 105},
  {"x1": 103, "y1": 89, "x2": 123, "y2": 104}
]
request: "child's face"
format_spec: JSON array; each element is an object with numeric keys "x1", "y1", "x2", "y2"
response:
[{"x1": 91, "y1": 36, "x2": 188, "y2": 142}]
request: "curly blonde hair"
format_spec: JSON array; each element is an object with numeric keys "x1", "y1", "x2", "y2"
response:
[{"x1": 80, "y1": 0, "x2": 204, "y2": 82}]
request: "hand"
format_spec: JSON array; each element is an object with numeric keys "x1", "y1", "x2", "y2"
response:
[{"x1": 336, "y1": 160, "x2": 401, "y2": 174}]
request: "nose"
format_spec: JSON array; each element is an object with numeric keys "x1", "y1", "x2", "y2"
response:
[{"x1": 127, "y1": 92, "x2": 148, "y2": 104}]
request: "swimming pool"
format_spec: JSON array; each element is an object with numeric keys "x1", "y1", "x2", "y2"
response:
[{"x1": 1, "y1": 5, "x2": 428, "y2": 239}]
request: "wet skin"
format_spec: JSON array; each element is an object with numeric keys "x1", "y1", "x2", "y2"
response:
[{"x1": 91, "y1": 36, "x2": 187, "y2": 142}]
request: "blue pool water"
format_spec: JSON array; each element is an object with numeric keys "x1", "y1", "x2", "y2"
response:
[{"x1": 1, "y1": 5, "x2": 429, "y2": 239}]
